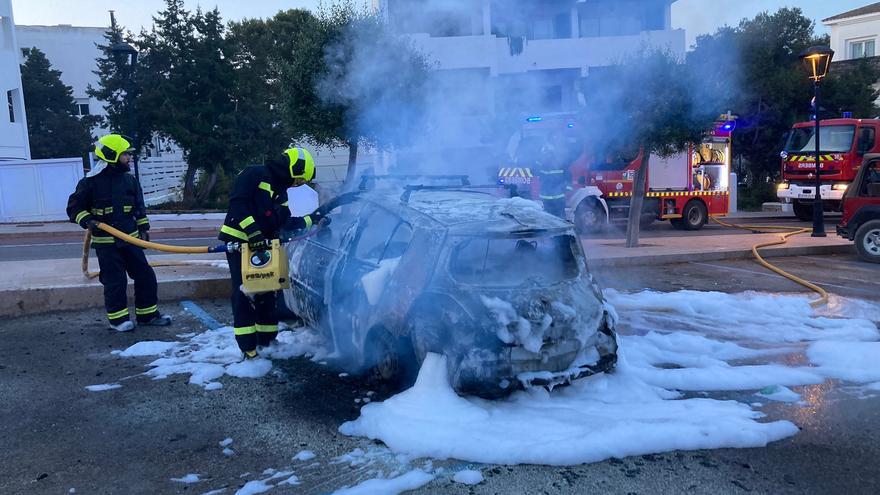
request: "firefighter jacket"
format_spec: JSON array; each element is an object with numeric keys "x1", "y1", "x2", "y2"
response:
[
  {"x1": 66, "y1": 165, "x2": 150, "y2": 248},
  {"x1": 536, "y1": 150, "x2": 572, "y2": 201},
  {"x1": 219, "y1": 166, "x2": 317, "y2": 244}
]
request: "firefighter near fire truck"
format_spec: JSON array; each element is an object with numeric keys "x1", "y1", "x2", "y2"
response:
[
  {"x1": 66, "y1": 134, "x2": 172, "y2": 332},
  {"x1": 537, "y1": 132, "x2": 573, "y2": 218},
  {"x1": 219, "y1": 148, "x2": 323, "y2": 359}
]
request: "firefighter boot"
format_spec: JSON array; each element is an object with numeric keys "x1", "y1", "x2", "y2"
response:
[
  {"x1": 110, "y1": 321, "x2": 135, "y2": 332},
  {"x1": 138, "y1": 313, "x2": 172, "y2": 326}
]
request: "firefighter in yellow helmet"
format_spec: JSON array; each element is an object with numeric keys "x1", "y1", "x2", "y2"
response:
[
  {"x1": 66, "y1": 134, "x2": 171, "y2": 332},
  {"x1": 219, "y1": 148, "x2": 322, "y2": 358}
]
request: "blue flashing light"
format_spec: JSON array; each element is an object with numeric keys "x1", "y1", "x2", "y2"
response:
[
  {"x1": 567, "y1": 123, "x2": 575, "y2": 128},
  {"x1": 526, "y1": 116, "x2": 543, "y2": 123},
  {"x1": 843, "y1": 111, "x2": 853, "y2": 118}
]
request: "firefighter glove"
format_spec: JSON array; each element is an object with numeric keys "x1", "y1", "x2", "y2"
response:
[
  {"x1": 139, "y1": 229, "x2": 150, "y2": 242},
  {"x1": 86, "y1": 220, "x2": 102, "y2": 235}
]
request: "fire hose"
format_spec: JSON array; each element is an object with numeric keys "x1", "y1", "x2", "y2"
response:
[
  {"x1": 81, "y1": 222, "x2": 321, "y2": 279},
  {"x1": 711, "y1": 217, "x2": 828, "y2": 308},
  {"x1": 81, "y1": 223, "x2": 230, "y2": 279}
]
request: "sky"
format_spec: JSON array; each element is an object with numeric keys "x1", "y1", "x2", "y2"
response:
[{"x1": 9, "y1": 0, "x2": 872, "y2": 48}]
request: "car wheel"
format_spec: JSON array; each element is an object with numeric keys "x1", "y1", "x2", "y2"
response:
[
  {"x1": 681, "y1": 200, "x2": 708, "y2": 231},
  {"x1": 574, "y1": 199, "x2": 605, "y2": 235},
  {"x1": 854, "y1": 219, "x2": 880, "y2": 263},
  {"x1": 365, "y1": 328, "x2": 418, "y2": 390},
  {"x1": 793, "y1": 200, "x2": 813, "y2": 222}
]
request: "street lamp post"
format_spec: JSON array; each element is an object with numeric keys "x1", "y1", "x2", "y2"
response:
[
  {"x1": 799, "y1": 46, "x2": 834, "y2": 238},
  {"x1": 110, "y1": 40, "x2": 140, "y2": 185}
]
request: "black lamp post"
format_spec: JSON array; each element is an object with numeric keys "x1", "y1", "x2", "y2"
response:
[
  {"x1": 799, "y1": 45, "x2": 834, "y2": 237},
  {"x1": 110, "y1": 40, "x2": 140, "y2": 185}
]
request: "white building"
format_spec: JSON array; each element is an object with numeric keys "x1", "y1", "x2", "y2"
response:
[
  {"x1": 376, "y1": 0, "x2": 684, "y2": 172},
  {"x1": 824, "y1": 2, "x2": 880, "y2": 61},
  {"x1": 16, "y1": 24, "x2": 106, "y2": 120},
  {"x1": 0, "y1": 0, "x2": 29, "y2": 160}
]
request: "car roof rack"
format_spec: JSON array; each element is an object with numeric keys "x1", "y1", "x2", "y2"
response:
[
  {"x1": 400, "y1": 184, "x2": 517, "y2": 203},
  {"x1": 358, "y1": 174, "x2": 470, "y2": 192}
]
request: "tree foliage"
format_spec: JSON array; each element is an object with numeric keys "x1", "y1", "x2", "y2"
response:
[
  {"x1": 20, "y1": 47, "x2": 98, "y2": 161},
  {"x1": 275, "y1": 1, "x2": 431, "y2": 187},
  {"x1": 690, "y1": 8, "x2": 880, "y2": 183},
  {"x1": 580, "y1": 49, "x2": 719, "y2": 246}
]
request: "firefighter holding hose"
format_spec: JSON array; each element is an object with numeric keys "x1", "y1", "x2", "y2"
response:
[
  {"x1": 66, "y1": 134, "x2": 172, "y2": 332},
  {"x1": 220, "y1": 148, "x2": 323, "y2": 359}
]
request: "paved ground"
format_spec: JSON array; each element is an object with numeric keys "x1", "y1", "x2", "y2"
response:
[{"x1": 1, "y1": 254, "x2": 878, "y2": 494}]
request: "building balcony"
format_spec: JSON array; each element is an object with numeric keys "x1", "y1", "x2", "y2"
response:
[{"x1": 406, "y1": 29, "x2": 686, "y2": 75}]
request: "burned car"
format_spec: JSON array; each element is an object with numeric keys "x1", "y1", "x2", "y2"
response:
[{"x1": 281, "y1": 178, "x2": 617, "y2": 397}]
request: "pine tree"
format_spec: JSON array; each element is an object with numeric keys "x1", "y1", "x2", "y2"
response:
[
  {"x1": 87, "y1": 14, "x2": 148, "y2": 145},
  {"x1": 20, "y1": 47, "x2": 98, "y2": 160}
]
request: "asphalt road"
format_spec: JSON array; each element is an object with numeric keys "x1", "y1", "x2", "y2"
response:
[
  {"x1": 1, "y1": 254, "x2": 877, "y2": 494},
  {"x1": 0, "y1": 215, "x2": 842, "y2": 262}
]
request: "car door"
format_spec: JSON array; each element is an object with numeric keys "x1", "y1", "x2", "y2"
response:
[
  {"x1": 284, "y1": 201, "x2": 361, "y2": 328},
  {"x1": 329, "y1": 206, "x2": 401, "y2": 357}
]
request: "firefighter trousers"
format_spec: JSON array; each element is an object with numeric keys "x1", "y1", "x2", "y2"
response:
[
  {"x1": 226, "y1": 251, "x2": 278, "y2": 353},
  {"x1": 96, "y1": 244, "x2": 160, "y2": 325}
]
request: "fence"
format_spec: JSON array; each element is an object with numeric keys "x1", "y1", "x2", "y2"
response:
[
  {"x1": 138, "y1": 156, "x2": 188, "y2": 206},
  {"x1": 0, "y1": 157, "x2": 84, "y2": 222}
]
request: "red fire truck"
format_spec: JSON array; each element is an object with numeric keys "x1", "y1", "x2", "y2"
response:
[
  {"x1": 777, "y1": 117, "x2": 880, "y2": 221},
  {"x1": 497, "y1": 114, "x2": 735, "y2": 233}
]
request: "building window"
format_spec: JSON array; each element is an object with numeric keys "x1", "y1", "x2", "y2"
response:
[
  {"x1": 578, "y1": 0, "x2": 668, "y2": 38},
  {"x1": 850, "y1": 39, "x2": 876, "y2": 59},
  {"x1": 7, "y1": 90, "x2": 15, "y2": 123},
  {"x1": 77, "y1": 101, "x2": 91, "y2": 117}
]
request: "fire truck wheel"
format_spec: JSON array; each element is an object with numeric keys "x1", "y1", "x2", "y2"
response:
[
  {"x1": 854, "y1": 220, "x2": 880, "y2": 263},
  {"x1": 793, "y1": 201, "x2": 813, "y2": 222},
  {"x1": 574, "y1": 200, "x2": 605, "y2": 235},
  {"x1": 681, "y1": 200, "x2": 708, "y2": 231}
]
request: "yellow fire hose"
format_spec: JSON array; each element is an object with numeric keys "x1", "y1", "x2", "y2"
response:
[
  {"x1": 711, "y1": 217, "x2": 828, "y2": 308},
  {"x1": 81, "y1": 222, "x2": 228, "y2": 279}
]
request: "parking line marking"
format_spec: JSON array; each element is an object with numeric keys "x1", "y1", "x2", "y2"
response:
[
  {"x1": 180, "y1": 300, "x2": 224, "y2": 330},
  {"x1": 799, "y1": 255, "x2": 878, "y2": 269},
  {"x1": 688, "y1": 261, "x2": 878, "y2": 296}
]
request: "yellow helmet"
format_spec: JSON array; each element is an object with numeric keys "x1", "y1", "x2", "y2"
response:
[
  {"x1": 283, "y1": 147, "x2": 316, "y2": 182},
  {"x1": 94, "y1": 134, "x2": 133, "y2": 164}
]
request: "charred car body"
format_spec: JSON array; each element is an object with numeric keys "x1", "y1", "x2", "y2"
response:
[{"x1": 281, "y1": 177, "x2": 617, "y2": 397}]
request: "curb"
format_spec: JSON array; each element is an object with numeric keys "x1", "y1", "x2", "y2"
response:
[
  {"x1": 588, "y1": 243, "x2": 855, "y2": 267},
  {"x1": 3, "y1": 244, "x2": 855, "y2": 317},
  {"x1": 1, "y1": 276, "x2": 230, "y2": 318}
]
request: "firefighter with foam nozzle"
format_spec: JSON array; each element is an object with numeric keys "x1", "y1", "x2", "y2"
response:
[
  {"x1": 220, "y1": 148, "x2": 326, "y2": 359},
  {"x1": 66, "y1": 134, "x2": 172, "y2": 332},
  {"x1": 536, "y1": 132, "x2": 573, "y2": 218}
]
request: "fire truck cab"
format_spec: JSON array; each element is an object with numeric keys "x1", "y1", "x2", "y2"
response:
[{"x1": 778, "y1": 118, "x2": 880, "y2": 220}]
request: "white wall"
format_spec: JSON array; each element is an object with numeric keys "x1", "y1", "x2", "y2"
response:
[
  {"x1": 15, "y1": 24, "x2": 106, "y2": 119},
  {"x1": 827, "y1": 14, "x2": 880, "y2": 61},
  {"x1": 0, "y1": 158, "x2": 83, "y2": 221},
  {"x1": 0, "y1": 0, "x2": 30, "y2": 161}
]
